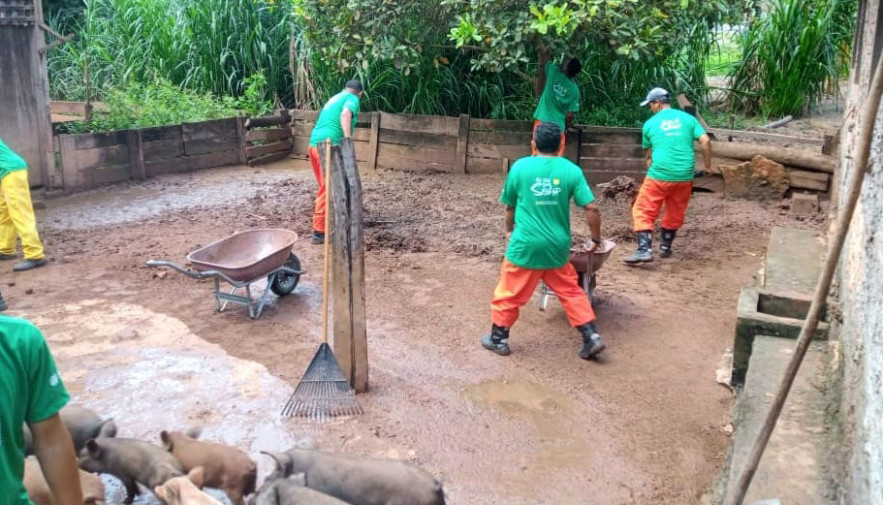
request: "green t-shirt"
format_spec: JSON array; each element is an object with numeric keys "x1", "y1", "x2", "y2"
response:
[
  {"x1": 309, "y1": 91, "x2": 361, "y2": 147},
  {"x1": 641, "y1": 108, "x2": 706, "y2": 181},
  {"x1": 1, "y1": 316, "x2": 70, "y2": 505},
  {"x1": 533, "y1": 61, "x2": 580, "y2": 130},
  {"x1": 501, "y1": 156, "x2": 595, "y2": 270},
  {"x1": 0, "y1": 138, "x2": 28, "y2": 181}
]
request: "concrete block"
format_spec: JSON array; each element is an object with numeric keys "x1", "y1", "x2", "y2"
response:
[
  {"x1": 791, "y1": 192, "x2": 820, "y2": 215},
  {"x1": 732, "y1": 287, "x2": 828, "y2": 387},
  {"x1": 764, "y1": 227, "x2": 824, "y2": 295}
]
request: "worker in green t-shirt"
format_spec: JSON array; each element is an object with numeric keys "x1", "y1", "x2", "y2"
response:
[
  {"x1": 307, "y1": 80, "x2": 363, "y2": 244},
  {"x1": 481, "y1": 122, "x2": 606, "y2": 360},
  {"x1": 1, "y1": 316, "x2": 82, "y2": 505},
  {"x1": 624, "y1": 88, "x2": 712, "y2": 263},
  {"x1": 0, "y1": 137, "x2": 48, "y2": 271},
  {"x1": 532, "y1": 53, "x2": 582, "y2": 156}
]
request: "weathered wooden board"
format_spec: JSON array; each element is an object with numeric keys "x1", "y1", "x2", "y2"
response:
[
  {"x1": 73, "y1": 130, "x2": 127, "y2": 150},
  {"x1": 467, "y1": 143, "x2": 531, "y2": 161},
  {"x1": 708, "y1": 128, "x2": 823, "y2": 146},
  {"x1": 146, "y1": 150, "x2": 240, "y2": 176},
  {"x1": 245, "y1": 113, "x2": 290, "y2": 129},
  {"x1": 470, "y1": 118, "x2": 534, "y2": 132},
  {"x1": 579, "y1": 157, "x2": 646, "y2": 172},
  {"x1": 581, "y1": 143, "x2": 645, "y2": 158},
  {"x1": 379, "y1": 112, "x2": 459, "y2": 135},
  {"x1": 140, "y1": 125, "x2": 181, "y2": 142},
  {"x1": 581, "y1": 131, "x2": 642, "y2": 144},
  {"x1": 467, "y1": 156, "x2": 510, "y2": 174},
  {"x1": 291, "y1": 110, "x2": 319, "y2": 121},
  {"x1": 76, "y1": 145, "x2": 129, "y2": 171},
  {"x1": 248, "y1": 151, "x2": 290, "y2": 166},
  {"x1": 182, "y1": 118, "x2": 238, "y2": 141},
  {"x1": 377, "y1": 142, "x2": 455, "y2": 164},
  {"x1": 142, "y1": 139, "x2": 184, "y2": 160},
  {"x1": 185, "y1": 136, "x2": 239, "y2": 156},
  {"x1": 246, "y1": 128, "x2": 291, "y2": 142},
  {"x1": 88, "y1": 165, "x2": 131, "y2": 185},
  {"x1": 246, "y1": 139, "x2": 292, "y2": 159},
  {"x1": 582, "y1": 169, "x2": 646, "y2": 186},
  {"x1": 376, "y1": 128, "x2": 457, "y2": 150},
  {"x1": 378, "y1": 156, "x2": 452, "y2": 173},
  {"x1": 788, "y1": 169, "x2": 830, "y2": 191},
  {"x1": 469, "y1": 131, "x2": 533, "y2": 146}
]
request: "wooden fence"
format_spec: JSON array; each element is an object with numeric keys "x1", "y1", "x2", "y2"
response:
[
  {"x1": 55, "y1": 117, "x2": 245, "y2": 192},
  {"x1": 245, "y1": 112, "x2": 293, "y2": 166}
]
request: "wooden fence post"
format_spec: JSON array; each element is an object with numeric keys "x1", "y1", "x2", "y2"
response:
[
  {"x1": 328, "y1": 139, "x2": 369, "y2": 392},
  {"x1": 236, "y1": 116, "x2": 248, "y2": 164},
  {"x1": 128, "y1": 129, "x2": 146, "y2": 180},
  {"x1": 456, "y1": 114, "x2": 470, "y2": 174},
  {"x1": 368, "y1": 112, "x2": 380, "y2": 170},
  {"x1": 58, "y1": 135, "x2": 78, "y2": 192}
]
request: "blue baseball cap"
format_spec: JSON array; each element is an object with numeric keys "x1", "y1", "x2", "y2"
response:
[{"x1": 640, "y1": 87, "x2": 670, "y2": 106}]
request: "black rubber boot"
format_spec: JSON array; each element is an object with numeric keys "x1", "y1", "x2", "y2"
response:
[
  {"x1": 659, "y1": 228, "x2": 677, "y2": 258},
  {"x1": 310, "y1": 231, "x2": 325, "y2": 244},
  {"x1": 577, "y1": 322, "x2": 605, "y2": 359},
  {"x1": 624, "y1": 231, "x2": 653, "y2": 264},
  {"x1": 481, "y1": 324, "x2": 511, "y2": 356}
]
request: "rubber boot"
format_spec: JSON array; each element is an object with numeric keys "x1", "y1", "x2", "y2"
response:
[
  {"x1": 577, "y1": 322, "x2": 605, "y2": 359},
  {"x1": 624, "y1": 231, "x2": 653, "y2": 264},
  {"x1": 0, "y1": 291, "x2": 7, "y2": 312},
  {"x1": 310, "y1": 231, "x2": 325, "y2": 244},
  {"x1": 660, "y1": 228, "x2": 677, "y2": 258},
  {"x1": 481, "y1": 324, "x2": 511, "y2": 356}
]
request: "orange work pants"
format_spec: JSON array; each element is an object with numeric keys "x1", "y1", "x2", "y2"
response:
[
  {"x1": 491, "y1": 258, "x2": 595, "y2": 328},
  {"x1": 308, "y1": 147, "x2": 326, "y2": 233},
  {"x1": 531, "y1": 120, "x2": 566, "y2": 156},
  {"x1": 632, "y1": 178, "x2": 693, "y2": 232}
]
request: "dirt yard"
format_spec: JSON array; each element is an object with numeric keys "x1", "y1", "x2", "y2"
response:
[{"x1": 9, "y1": 160, "x2": 825, "y2": 505}]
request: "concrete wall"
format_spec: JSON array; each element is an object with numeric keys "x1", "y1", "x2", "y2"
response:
[
  {"x1": 0, "y1": 0, "x2": 54, "y2": 187},
  {"x1": 835, "y1": 0, "x2": 883, "y2": 503}
]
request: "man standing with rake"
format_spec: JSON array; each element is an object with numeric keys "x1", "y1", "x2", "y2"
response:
[
  {"x1": 481, "y1": 122, "x2": 606, "y2": 360},
  {"x1": 307, "y1": 80, "x2": 363, "y2": 244}
]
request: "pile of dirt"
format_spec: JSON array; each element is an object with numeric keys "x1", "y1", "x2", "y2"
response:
[{"x1": 596, "y1": 176, "x2": 639, "y2": 203}]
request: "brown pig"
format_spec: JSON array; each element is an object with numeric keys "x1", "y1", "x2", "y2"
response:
[
  {"x1": 160, "y1": 429, "x2": 257, "y2": 505},
  {"x1": 78, "y1": 438, "x2": 183, "y2": 504},
  {"x1": 254, "y1": 474, "x2": 353, "y2": 505},
  {"x1": 260, "y1": 448, "x2": 445, "y2": 505},
  {"x1": 24, "y1": 405, "x2": 117, "y2": 455},
  {"x1": 23, "y1": 456, "x2": 106, "y2": 505},
  {"x1": 154, "y1": 468, "x2": 223, "y2": 505}
]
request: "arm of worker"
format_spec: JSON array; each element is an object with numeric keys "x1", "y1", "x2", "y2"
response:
[
  {"x1": 340, "y1": 108, "x2": 353, "y2": 140},
  {"x1": 644, "y1": 148, "x2": 653, "y2": 170},
  {"x1": 697, "y1": 133, "x2": 712, "y2": 174},
  {"x1": 505, "y1": 206, "x2": 515, "y2": 233},
  {"x1": 31, "y1": 414, "x2": 83, "y2": 505},
  {"x1": 584, "y1": 204, "x2": 602, "y2": 252}
]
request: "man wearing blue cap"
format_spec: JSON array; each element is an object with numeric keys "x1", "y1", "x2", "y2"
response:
[{"x1": 624, "y1": 88, "x2": 712, "y2": 263}]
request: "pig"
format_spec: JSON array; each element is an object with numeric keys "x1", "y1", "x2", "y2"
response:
[
  {"x1": 78, "y1": 437, "x2": 184, "y2": 504},
  {"x1": 23, "y1": 456, "x2": 106, "y2": 505},
  {"x1": 24, "y1": 405, "x2": 117, "y2": 455},
  {"x1": 160, "y1": 428, "x2": 257, "y2": 505},
  {"x1": 154, "y1": 468, "x2": 222, "y2": 505},
  {"x1": 259, "y1": 448, "x2": 445, "y2": 505},
  {"x1": 254, "y1": 474, "x2": 352, "y2": 505}
]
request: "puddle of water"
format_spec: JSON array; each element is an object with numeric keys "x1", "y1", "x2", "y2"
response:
[
  {"x1": 28, "y1": 300, "x2": 311, "y2": 504},
  {"x1": 463, "y1": 378, "x2": 574, "y2": 416}
]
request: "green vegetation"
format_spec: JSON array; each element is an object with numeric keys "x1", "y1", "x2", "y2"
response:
[
  {"x1": 44, "y1": 0, "x2": 855, "y2": 132},
  {"x1": 728, "y1": 0, "x2": 856, "y2": 117}
]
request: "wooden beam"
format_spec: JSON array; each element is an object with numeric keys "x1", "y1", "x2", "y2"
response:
[
  {"x1": 455, "y1": 114, "x2": 470, "y2": 174},
  {"x1": 127, "y1": 129, "x2": 145, "y2": 180},
  {"x1": 368, "y1": 112, "x2": 380, "y2": 170},
  {"x1": 706, "y1": 142, "x2": 836, "y2": 174},
  {"x1": 236, "y1": 116, "x2": 248, "y2": 164},
  {"x1": 245, "y1": 112, "x2": 291, "y2": 129}
]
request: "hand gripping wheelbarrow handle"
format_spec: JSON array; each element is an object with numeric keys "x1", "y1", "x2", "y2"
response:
[{"x1": 145, "y1": 260, "x2": 238, "y2": 284}]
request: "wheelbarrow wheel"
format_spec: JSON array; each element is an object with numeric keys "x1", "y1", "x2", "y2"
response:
[{"x1": 271, "y1": 253, "x2": 301, "y2": 296}]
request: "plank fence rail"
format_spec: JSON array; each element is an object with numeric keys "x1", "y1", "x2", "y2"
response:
[{"x1": 245, "y1": 111, "x2": 292, "y2": 166}]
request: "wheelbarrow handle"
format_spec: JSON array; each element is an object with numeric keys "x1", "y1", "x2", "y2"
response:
[{"x1": 146, "y1": 260, "x2": 217, "y2": 281}]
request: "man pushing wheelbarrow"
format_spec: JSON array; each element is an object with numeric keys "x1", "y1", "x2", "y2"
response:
[{"x1": 481, "y1": 122, "x2": 606, "y2": 360}]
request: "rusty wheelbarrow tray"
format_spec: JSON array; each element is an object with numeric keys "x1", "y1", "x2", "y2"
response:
[
  {"x1": 539, "y1": 239, "x2": 617, "y2": 311},
  {"x1": 146, "y1": 229, "x2": 306, "y2": 319}
]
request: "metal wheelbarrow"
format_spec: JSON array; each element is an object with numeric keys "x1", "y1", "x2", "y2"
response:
[
  {"x1": 147, "y1": 229, "x2": 306, "y2": 319},
  {"x1": 539, "y1": 239, "x2": 617, "y2": 311}
]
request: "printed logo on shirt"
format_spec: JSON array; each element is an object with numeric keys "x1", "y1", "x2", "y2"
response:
[
  {"x1": 531, "y1": 177, "x2": 562, "y2": 197},
  {"x1": 660, "y1": 118, "x2": 684, "y2": 136},
  {"x1": 553, "y1": 84, "x2": 569, "y2": 100}
]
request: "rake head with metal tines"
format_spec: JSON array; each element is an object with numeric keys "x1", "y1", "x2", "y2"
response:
[{"x1": 281, "y1": 343, "x2": 363, "y2": 420}]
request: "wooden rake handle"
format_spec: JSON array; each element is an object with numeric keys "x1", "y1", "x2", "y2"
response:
[{"x1": 321, "y1": 142, "x2": 332, "y2": 345}]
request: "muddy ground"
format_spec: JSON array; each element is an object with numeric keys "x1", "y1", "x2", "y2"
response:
[{"x1": 8, "y1": 161, "x2": 825, "y2": 505}]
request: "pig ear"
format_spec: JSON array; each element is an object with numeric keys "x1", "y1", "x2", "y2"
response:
[
  {"x1": 187, "y1": 467, "x2": 205, "y2": 489},
  {"x1": 86, "y1": 439, "x2": 102, "y2": 457},
  {"x1": 160, "y1": 431, "x2": 173, "y2": 451},
  {"x1": 260, "y1": 451, "x2": 289, "y2": 472},
  {"x1": 99, "y1": 419, "x2": 117, "y2": 438}
]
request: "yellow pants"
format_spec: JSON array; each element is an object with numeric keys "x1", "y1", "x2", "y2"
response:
[{"x1": 0, "y1": 170, "x2": 44, "y2": 260}]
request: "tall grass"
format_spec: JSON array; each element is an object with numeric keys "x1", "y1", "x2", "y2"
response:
[
  {"x1": 47, "y1": 0, "x2": 291, "y2": 103},
  {"x1": 727, "y1": 0, "x2": 856, "y2": 117}
]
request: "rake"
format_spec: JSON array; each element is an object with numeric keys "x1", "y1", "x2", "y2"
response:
[{"x1": 282, "y1": 141, "x2": 363, "y2": 420}]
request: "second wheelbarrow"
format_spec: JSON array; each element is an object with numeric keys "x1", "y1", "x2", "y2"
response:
[
  {"x1": 539, "y1": 239, "x2": 617, "y2": 311},
  {"x1": 147, "y1": 229, "x2": 306, "y2": 319}
]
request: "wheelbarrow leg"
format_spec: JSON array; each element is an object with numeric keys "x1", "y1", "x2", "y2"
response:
[
  {"x1": 539, "y1": 281, "x2": 550, "y2": 311},
  {"x1": 251, "y1": 274, "x2": 277, "y2": 319}
]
